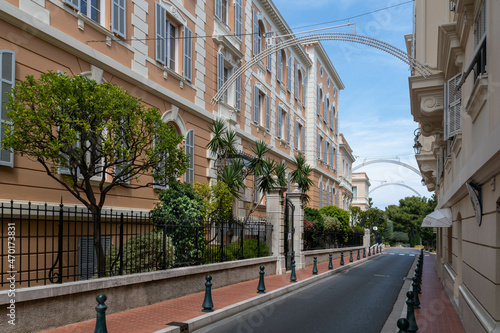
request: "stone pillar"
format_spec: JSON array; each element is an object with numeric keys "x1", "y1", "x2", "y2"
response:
[
  {"x1": 364, "y1": 228, "x2": 370, "y2": 248},
  {"x1": 266, "y1": 180, "x2": 286, "y2": 274},
  {"x1": 287, "y1": 184, "x2": 305, "y2": 270}
]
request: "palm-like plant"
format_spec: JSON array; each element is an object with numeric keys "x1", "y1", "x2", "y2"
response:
[{"x1": 291, "y1": 154, "x2": 314, "y2": 205}]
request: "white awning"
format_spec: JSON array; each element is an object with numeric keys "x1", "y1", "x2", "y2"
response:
[{"x1": 421, "y1": 208, "x2": 452, "y2": 228}]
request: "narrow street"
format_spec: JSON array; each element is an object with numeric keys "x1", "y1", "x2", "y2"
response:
[{"x1": 195, "y1": 248, "x2": 419, "y2": 333}]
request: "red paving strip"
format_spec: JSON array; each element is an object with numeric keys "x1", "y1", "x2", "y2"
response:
[
  {"x1": 41, "y1": 254, "x2": 371, "y2": 333},
  {"x1": 414, "y1": 253, "x2": 465, "y2": 333}
]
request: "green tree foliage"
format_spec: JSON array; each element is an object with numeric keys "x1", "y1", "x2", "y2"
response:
[
  {"x1": 382, "y1": 219, "x2": 394, "y2": 243},
  {"x1": 392, "y1": 231, "x2": 409, "y2": 243},
  {"x1": 319, "y1": 205, "x2": 350, "y2": 242},
  {"x1": 151, "y1": 181, "x2": 205, "y2": 264},
  {"x1": 386, "y1": 196, "x2": 436, "y2": 247},
  {"x1": 349, "y1": 206, "x2": 364, "y2": 226},
  {"x1": 194, "y1": 181, "x2": 233, "y2": 221},
  {"x1": 304, "y1": 207, "x2": 324, "y2": 225},
  {"x1": 2, "y1": 72, "x2": 187, "y2": 276},
  {"x1": 290, "y1": 154, "x2": 314, "y2": 205}
]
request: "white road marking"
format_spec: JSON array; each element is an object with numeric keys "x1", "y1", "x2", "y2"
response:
[
  {"x1": 399, "y1": 254, "x2": 405, "y2": 256},
  {"x1": 409, "y1": 254, "x2": 416, "y2": 256},
  {"x1": 389, "y1": 253, "x2": 395, "y2": 255}
]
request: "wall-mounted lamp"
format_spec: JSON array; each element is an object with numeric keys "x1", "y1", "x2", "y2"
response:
[{"x1": 413, "y1": 129, "x2": 422, "y2": 154}]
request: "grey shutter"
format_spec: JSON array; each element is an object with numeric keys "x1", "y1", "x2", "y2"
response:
[
  {"x1": 323, "y1": 96, "x2": 327, "y2": 122},
  {"x1": 330, "y1": 105, "x2": 334, "y2": 130},
  {"x1": 326, "y1": 142, "x2": 330, "y2": 164},
  {"x1": 277, "y1": 51, "x2": 282, "y2": 82},
  {"x1": 319, "y1": 182, "x2": 323, "y2": 208},
  {"x1": 323, "y1": 140, "x2": 327, "y2": 161},
  {"x1": 335, "y1": 148, "x2": 338, "y2": 170},
  {"x1": 215, "y1": 0, "x2": 222, "y2": 20},
  {"x1": 78, "y1": 236, "x2": 111, "y2": 280},
  {"x1": 217, "y1": 52, "x2": 224, "y2": 90},
  {"x1": 185, "y1": 129, "x2": 195, "y2": 183},
  {"x1": 235, "y1": 67, "x2": 241, "y2": 111},
  {"x1": 253, "y1": 10, "x2": 259, "y2": 56},
  {"x1": 301, "y1": 125, "x2": 305, "y2": 153},
  {"x1": 183, "y1": 26, "x2": 193, "y2": 81},
  {"x1": 286, "y1": 112, "x2": 290, "y2": 143},
  {"x1": 267, "y1": 49, "x2": 272, "y2": 72},
  {"x1": 317, "y1": 86, "x2": 321, "y2": 116},
  {"x1": 111, "y1": 0, "x2": 126, "y2": 38},
  {"x1": 254, "y1": 86, "x2": 259, "y2": 124},
  {"x1": 287, "y1": 172, "x2": 291, "y2": 193},
  {"x1": 317, "y1": 134, "x2": 321, "y2": 159},
  {"x1": 63, "y1": 0, "x2": 79, "y2": 10},
  {"x1": 447, "y1": 73, "x2": 462, "y2": 139},
  {"x1": 265, "y1": 95, "x2": 270, "y2": 130},
  {"x1": 294, "y1": 63, "x2": 299, "y2": 100},
  {"x1": 0, "y1": 50, "x2": 15, "y2": 167},
  {"x1": 443, "y1": 82, "x2": 449, "y2": 140},
  {"x1": 277, "y1": 107, "x2": 283, "y2": 138},
  {"x1": 155, "y1": 3, "x2": 166, "y2": 65},
  {"x1": 335, "y1": 111, "x2": 338, "y2": 136},
  {"x1": 326, "y1": 186, "x2": 330, "y2": 205},
  {"x1": 235, "y1": 0, "x2": 242, "y2": 41},
  {"x1": 294, "y1": 121, "x2": 299, "y2": 148},
  {"x1": 287, "y1": 57, "x2": 292, "y2": 92},
  {"x1": 303, "y1": 74, "x2": 307, "y2": 104}
]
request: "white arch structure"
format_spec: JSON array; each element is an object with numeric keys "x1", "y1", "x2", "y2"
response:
[
  {"x1": 352, "y1": 159, "x2": 421, "y2": 177},
  {"x1": 371, "y1": 182, "x2": 421, "y2": 196},
  {"x1": 212, "y1": 32, "x2": 432, "y2": 104}
]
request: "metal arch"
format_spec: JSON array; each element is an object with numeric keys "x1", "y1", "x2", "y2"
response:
[
  {"x1": 212, "y1": 32, "x2": 432, "y2": 104},
  {"x1": 371, "y1": 183, "x2": 421, "y2": 196},
  {"x1": 352, "y1": 159, "x2": 421, "y2": 177}
]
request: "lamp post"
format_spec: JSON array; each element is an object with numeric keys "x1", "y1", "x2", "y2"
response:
[{"x1": 413, "y1": 129, "x2": 422, "y2": 154}]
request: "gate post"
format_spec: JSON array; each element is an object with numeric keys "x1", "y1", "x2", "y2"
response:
[
  {"x1": 266, "y1": 178, "x2": 286, "y2": 274},
  {"x1": 287, "y1": 184, "x2": 305, "y2": 270},
  {"x1": 364, "y1": 228, "x2": 371, "y2": 248}
]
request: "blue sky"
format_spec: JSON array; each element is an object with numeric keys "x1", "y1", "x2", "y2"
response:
[{"x1": 272, "y1": 0, "x2": 429, "y2": 209}]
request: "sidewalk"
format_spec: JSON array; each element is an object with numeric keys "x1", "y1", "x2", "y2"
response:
[{"x1": 41, "y1": 250, "x2": 465, "y2": 333}]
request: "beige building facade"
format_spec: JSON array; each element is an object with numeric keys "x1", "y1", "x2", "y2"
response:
[
  {"x1": 407, "y1": 0, "x2": 500, "y2": 331},
  {"x1": 337, "y1": 133, "x2": 354, "y2": 211},
  {"x1": 352, "y1": 172, "x2": 370, "y2": 211}
]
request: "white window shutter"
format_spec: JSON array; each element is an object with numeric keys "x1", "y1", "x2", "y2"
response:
[
  {"x1": 266, "y1": 50, "x2": 272, "y2": 72},
  {"x1": 278, "y1": 107, "x2": 283, "y2": 138},
  {"x1": 185, "y1": 129, "x2": 195, "y2": 183},
  {"x1": 265, "y1": 95, "x2": 270, "y2": 130},
  {"x1": 0, "y1": 50, "x2": 15, "y2": 167},
  {"x1": 63, "y1": 0, "x2": 79, "y2": 10},
  {"x1": 287, "y1": 57, "x2": 292, "y2": 92},
  {"x1": 277, "y1": 51, "x2": 282, "y2": 82},
  {"x1": 155, "y1": 3, "x2": 166, "y2": 65},
  {"x1": 215, "y1": 0, "x2": 222, "y2": 20},
  {"x1": 447, "y1": 73, "x2": 462, "y2": 139},
  {"x1": 254, "y1": 86, "x2": 259, "y2": 124},
  {"x1": 235, "y1": 0, "x2": 242, "y2": 41},
  {"x1": 286, "y1": 112, "x2": 290, "y2": 143},
  {"x1": 111, "y1": 0, "x2": 126, "y2": 38},
  {"x1": 183, "y1": 26, "x2": 193, "y2": 81},
  {"x1": 294, "y1": 63, "x2": 299, "y2": 100},
  {"x1": 294, "y1": 121, "x2": 299, "y2": 148},
  {"x1": 217, "y1": 52, "x2": 224, "y2": 90},
  {"x1": 235, "y1": 67, "x2": 241, "y2": 111},
  {"x1": 253, "y1": 10, "x2": 259, "y2": 56}
]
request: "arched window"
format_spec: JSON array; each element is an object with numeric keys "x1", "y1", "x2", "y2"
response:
[
  {"x1": 331, "y1": 187, "x2": 335, "y2": 205},
  {"x1": 184, "y1": 129, "x2": 195, "y2": 183},
  {"x1": 319, "y1": 181, "x2": 323, "y2": 208},
  {"x1": 326, "y1": 185, "x2": 330, "y2": 206}
]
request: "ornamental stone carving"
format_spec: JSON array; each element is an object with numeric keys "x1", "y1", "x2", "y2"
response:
[{"x1": 420, "y1": 95, "x2": 443, "y2": 114}]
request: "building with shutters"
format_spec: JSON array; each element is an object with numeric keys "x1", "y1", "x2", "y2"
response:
[
  {"x1": 0, "y1": 0, "x2": 347, "y2": 284},
  {"x1": 338, "y1": 133, "x2": 354, "y2": 210},
  {"x1": 352, "y1": 172, "x2": 370, "y2": 212},
  {"x1": 407, "y1": 0, "x2": 500, "y2": 331}
]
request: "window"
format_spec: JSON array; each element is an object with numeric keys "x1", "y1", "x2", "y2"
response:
[
  {"x1": 323, "y1": 96, "x2": 328, "y2": 123},
  {"x1": 323, "y1": 139, "x2": 327, "y2": 162},
  {"x1": 326, "y1": 185, "x2": 330, "y2": 205},
  {"x1": 317, "y1": 134, "x2": 322, "y2": 160},
  {"x1": 235, "y1": 0, "x2": 243, "y2": 41},
  {"x1": 287, "y1": 57, "x2": 292, "y2": 92},
  {"x1": 0, "y1": 50, "x2": 15, "y2": 167},
  {"x1": 222, "y1": 67, "x2": 229, "y2": 103},
  {"x1": 319, "y1": 181, "x2": 323, "y2": 208},
  {"x1": 330, "y1": 145, "x2": 334, "y2": 167},
  {"x1": 287, "y1": 172, "x2": 291, "y2": 193},
  {"x1": 474, "y1": 0, "x2": 486, "y2": 46},
  {"x1": 303, "y1": 74, "x2": 307, "y2": 104},
  {"x1": 184, "y1": 129, "x2": 194, "y2": 184},
  {"x1": 327, "y1": 77, "x2": 330, "y2": 87},
  {"x1": 331, "y1": 188, "x2": 334, "y2": 205},
  {"x1": 277, "y1": 107, "x2": 289, "y2": 141},
  {"x1": 253, "y1": 86, "x2": 268, "y2": 127},
  {"x1": 353, "y1": 186, "x2": 357, "y2": 198},
  {"x1": 217, "y1": 52, "x2": 225, "y2": 93},
  {"x1": 277, "y1": 49, "x2": 285, "y2": 83},
  {"x1": 155, "y1": 3, "x2": 178, "y2": 71},
  {"x1": 444, "y1": 73, "x2": 462, "y2": 140},
  {"x1": 78, "y1": 236, "x2": 111, "y2": 280},
  {"x1": 294, "y1": 63, "x2": 299, "y2": 100},
  {"x1": 326, "y1": 142, "x2": 330, "y2": 165},
  {"x1": 235, "y1": 66, "x2": 241, "y2": 111},
  {"x1": 330, "y1": 104, "x2": 334, "y2": 130},
  {"x1": 319, "y1": 66, "x2": 323, "y2": 77},
  {"x1": 64, "y1": 0, "x2": 103, "y2": 23},
  {"x1": 215, "y1": 0, "x2": 228, "y2": 25},
  {"x1": 295, "y1": 121, "x2": 305, "y2": 152},
  {"x1": 111, "y1": 0, "x2": 126, "y2": 38},
  {"x1": 317, "y1": 86, "x2": 322, "y2": 117},
  {"x1": 253, "y1": 9, "x2": 261, "y2": 56},
  {"x1": 266, "y1": 44, "x2": 272, "y2": 72},
  {"x1": 183, "y1": 26, "x2": 193, "y2": 81}
]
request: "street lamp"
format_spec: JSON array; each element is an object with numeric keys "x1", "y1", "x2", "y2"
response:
[{"x1": 413, "y1": 129, "x2": 422, "y2": 154}]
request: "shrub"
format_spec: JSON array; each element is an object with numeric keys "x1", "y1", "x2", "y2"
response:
[
  {"x1": 322, "y1": 215, "x2": 340, "y2": 231},
  {"x1": 203, "y1": 239, "x2": 269, "y2": 262},
  {"x1": 350, "y1": 225, "x2": 365, "y2": 234},
  {"x1": 304, "y1": 207, "x2": 324, "y2": 225},
  {"x1": 392, "y1": 231, "x2": 409, "y2": 243},
  {"x1": 103, "y1": 230, "x2": 175, "y2": 275}
]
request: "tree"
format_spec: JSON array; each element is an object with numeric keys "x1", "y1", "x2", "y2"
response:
[
  {"x1": 2, "y1": 72, "x2": 187, "y2": 276},
  {"x1": 349, "y1": 206, "x2": 364, "y2": 226},
  {"x1": 290, "y1": 154, "x2": 314, "y2": 205}
]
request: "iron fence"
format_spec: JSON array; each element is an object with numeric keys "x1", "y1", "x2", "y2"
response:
[
  {"x1": 303, "y1": 229, "x2": 364, "y2": 251},
  {"x1": 1, "y1": 201, "x2": 271, "y2": 290}
]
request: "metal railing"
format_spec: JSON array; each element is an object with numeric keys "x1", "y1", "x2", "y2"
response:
[
  {"x1": 303, "y1": 229, "x2": 364, "y2": 251},
  {"x1": 1, "y1": 201, "x2": 271, "y2": 290}
]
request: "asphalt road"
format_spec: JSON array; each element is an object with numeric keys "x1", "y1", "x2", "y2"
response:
[{"x1": 194, "y1": 248, "x2": 419, "y2": 333}]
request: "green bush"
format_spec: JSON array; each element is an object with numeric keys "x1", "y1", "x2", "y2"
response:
[
  {"x1": 322, "y1": 214, "x2": 340, "y2": 232},
  {"x1": 319, "y1": 205, "x2": 350, "y2": 243},
  {"x1": 203, "y1": 239, "x2": 269, "y2": 262},
  {"x1": 392, "y1": 231, "x2": 409, "y2": 243},
  {"x1": 103, "y1": 230, "x2": 175, "y2": 275},
  {"x1": 350, "y1": 225, "x2": 365, "y2": 234}
]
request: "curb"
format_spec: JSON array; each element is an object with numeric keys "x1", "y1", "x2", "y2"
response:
[{"x1": 154, "y1": 252, "x2": 384, "y2": 333}]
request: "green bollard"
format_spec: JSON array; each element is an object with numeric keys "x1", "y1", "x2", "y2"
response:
[
  {"x1": 328, "y1": 253, "x2": 333, "y2": 270},
  {"x1": 349, "y1": 250, "x2": 353, "y2": 262},
  {"x1": 363, "y1": 248, "x2": 366, "y2": 258},
  {"x1": 412, "y1": 278, "x2": 421, "y2": 309},
  {"x1": 340, "y1": 251, "x2": 344, "y2": 265},
  {"x1": 290, "y1": 259, "x2": 297, "y2": 282},
  {"x1": 312, "y1": 256, "x2": 318, "y2": 275},
  {"x1": 376, "y1": 245, "x2": 379, "y2": 254},
  {"x1": 202, "y1": 275, "x2": 214, "y2": 312},
  {"x1": 257, "y1": 265, "x2": 266, "y2": 293},
  {"x1": 397, "y1": 318, "x2": 410, "y2": 333},
  {"x1": 406, "y1": 291, "x2": 418, "y2": 333},
  {"x1": 94, "y1": 294, "x2": 108, "y2": 333},
  {"x1": 357, "y1": 249, "x2": 360, "y2": 260},
  {"x1": 368, "y1": 246, "x2": 371, "y2": 256}
]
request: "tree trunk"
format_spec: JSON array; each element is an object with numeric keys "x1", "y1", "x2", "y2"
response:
[{"x1": 91, "y1": 206, "x2": 106, "y2": 278}]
